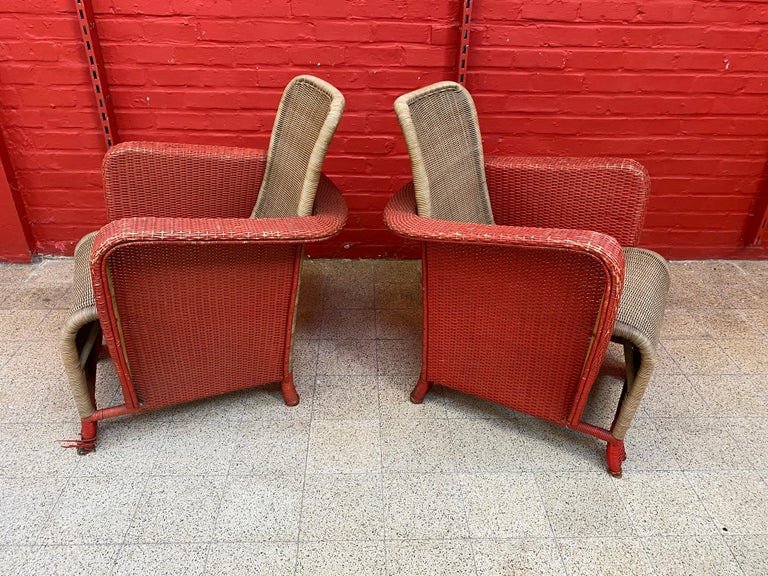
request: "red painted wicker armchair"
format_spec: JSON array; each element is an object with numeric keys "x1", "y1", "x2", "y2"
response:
[
  {"x1": 61, "y1": 76, "x2": 346, "y2": 452},
  {"x1": 385, "y1": 82, "x2": 669, "y2": 476}
]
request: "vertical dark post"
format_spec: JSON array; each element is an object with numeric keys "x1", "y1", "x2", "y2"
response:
[
  {"x1": 457, "y1": 0, "x2": 474, "y2": 86},
  {"x1": 75, "y1": 0, "x2": 120, "y2": 148}
]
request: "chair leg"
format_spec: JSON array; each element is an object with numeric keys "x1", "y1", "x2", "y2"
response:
[
  {"x1": 77, "y1": 419, "x2": 98, "y2": 455},
  {"x1": 606, "y1": 440, "x2": 626, "y2": 478},
  {"x1": 410, "y1": 376, "x2": 432, "y2": 404},
  {"x1": 280, "y1": 373, "x2": 300, "y2": 407}
]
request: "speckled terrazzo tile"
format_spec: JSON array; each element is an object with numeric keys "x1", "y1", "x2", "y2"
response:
[
  {"x1": 718, "y1": 337, "x2": 768, "y2": 374},
  {"x1": 294, "y1": 308, "x2": 324, "y2": 339},
  {"x1": 296, "y1": 541, "x2": 385, "y2": 576},
  {"x1": 374, "y1": 282, "x2": 420, "y2": 310},
  {"x1": 655, "y1": 342, "x2": 682, "y2": 374},
  {"x1": 317, "y1": 339, "x2": 377, "y2": 375},
  {"x1": 0, "y1": 422, "x2": 81, "y2": 477},
  {"x1": 617, "y1": 417, "x2": 685, "y2": 473},
  {"x1": 377, "y1": 375, "x2": 446, "y2": 419},
  {"x1": 0, "y1": 264, "x2": 33, "y2": 284},
  {"x1": 615, "y1": 471, "x2": 717, "y2": 536},
  {"x1": 383, "y1": 473, "x2": 468, "y2": 539},
  {"x1": 666, "y1": 279, "x2": 724, "y2": 310},
  {"x1": 662, "y1": 338, "x2": 739, "y2": 374},
  {"x1": 40, "y1": 476, "x2": 144, "y2": 544},
  {"x1": 320, "y1": 308, "x2": 376, "y2": 339},
  {"x1": 214, "y1": 475, "x2": 303, "y2": 542},
  {"x1": 440, "y1": 386, "x2": 519, "y2": 419},
  {"x1": 321, "y1": 262, "x2": 375, "y2": 309},
  {"x1": 241, "y1": 376, "x2": 314, "y2": 421},
  {"x1": 690, "y1": 375, "x2": 768, "y2": 417},
  {"x1": 722, "y1": 418, "x2": 768, "y2": 468},
  {"x1": 306, "y1": 419, "x2": 381, "y2": 473},
  {"x1": 559, "y1": 538, "x2": 656, "y2": 576},
  {"x1": 292, "y1": 339, "x2": 319, "y2": 375},
  {"x1": 376, "y1": 339, "x2": 421, "y2": 376},
  {"x1": 0, "y1": 310, "x2": 49, "y2": 341},
  {"x1": 18, "y1": 545, "x2": 120, "y2": 576},
  {"x1": 229, "y1": 420, "x2": 309, "y2": 475},
  {"x1": 375, "y1": 309, "x2": 421, "y2": 340},
  {"x1": 460, "y1": 472, "x2": 551, "y2": 538},
  {"x1": 0, "y1": 546, "x2": 32, "y2": 576},
  {"x1": 0, "y1": 478, "x2": 64, "y2": 545},
  {"x1": 641, "y1": 374, "x2": 711, "y2": 418},
  {"x1": 300, "y1": 473, "x2": 384, "y2": 540},
  {"x1": 725, "y1": 535, "x2": 768, "y2": 576},
  {"x1": 114, "y1": 543, "x2": 207, "y2": 576},
  {"x1": 643, "y1": 535, "x2": 743, "y2": 576},
  {"x1": 381, "y1": 419, "x2": 455, "y2": 473},
  {"x1": 385, "y1": 539, "x2": 475, "y2": 576},
  {"x1": 0, "y1": 283, "x2": 70, "y2": 310},
  {"x1": 687, "y1": 470, "x2": 768, "y2": 535},
  {"x1": 661, "y1": 309, "x2": 710, "y2": 339},
  {"x1": 151, "y1": 421, "x2": 237, "y2": 475},
  {"x1": 473, "y1": 539, "x2": 565, "y2": 576},
  {"x1": 448, "y1": 418, "x2": 530, "y2": 472},
  {"x1": 27, "y1": 258, "x2": 74, "y2": 285},
  {"x1": 126, "y1": 476, "x2": 225, "y2": 543},
  {"x1": 71, "y1": 419, "x2": 165, "y2": 477},
  {"x1": 739, "y1": 308, "x2": 768, "y2": 337},
  {"x1": 516, "y1": 416, "x2": 606, "y2": 472},
  {"x1": 537, "y1": 472, "x2": 633, "y2": 537},
  {"x1": 203, "y1": 542, "x2": 296, "y2": 576},
  {"x1": 694, "y1": 309, "x2": 763, "y2": 340},
  {"x1": 654, "y1": 418, "x2": 747, "y2": 470},
  {"x1": 373, "y1": 260, "x2": 421, "y2": 285},
  {"x1": 312, "y1": 375, "x2": 379, "y2": 420}
]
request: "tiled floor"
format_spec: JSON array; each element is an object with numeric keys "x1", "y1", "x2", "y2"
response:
[{"x1": 0, "y1": 257, "x2": 767, "y2": 575}]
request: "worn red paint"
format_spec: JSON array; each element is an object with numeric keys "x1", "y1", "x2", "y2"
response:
[{"x1": 1, "y1": 0, "x2": 767, "y2": 259}]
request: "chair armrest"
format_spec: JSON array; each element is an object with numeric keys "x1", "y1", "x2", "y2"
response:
[
  {"x1": 103, "y1": 141, "x2": 268, "y2": 220},
  {"x1": 92, "y1": 174, "x2": 347, "y2": 260},
  {"x1": 384, "y1": 183, "x2": 625, "y2": 273},
  {"x1": 484, "y1": 156, "x2": 650, "y2": 246}
]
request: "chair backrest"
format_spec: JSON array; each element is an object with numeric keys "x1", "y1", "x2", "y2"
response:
[
  {"x1": 252, "y1": 75, "x2": 345, "y2": 218},
  {"x1": 103, "y1": 142, "x2": 266, "y2": 220},
  {"x1": 394, "y1": 81, "x2": 494, "y2": 224}
]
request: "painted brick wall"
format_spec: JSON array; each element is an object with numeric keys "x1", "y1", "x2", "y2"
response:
[{"x1": 1, "y1": 0, "x2": 767, "y2": 259}]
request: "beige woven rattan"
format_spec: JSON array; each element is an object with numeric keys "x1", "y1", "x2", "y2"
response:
[
  {"x1": 394, "y1": 81, "x2": 493, "y2": 224},
  {"x1": 252, "y1": 75, "x2": 345, "y2": 218},
  {"x1": 60, "y1": 232, "x2": 100, "y2": 418}
]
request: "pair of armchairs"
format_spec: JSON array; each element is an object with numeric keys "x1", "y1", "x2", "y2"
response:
[{"x1": 61, "y1": 77, "x2": 669, "y2": 477}]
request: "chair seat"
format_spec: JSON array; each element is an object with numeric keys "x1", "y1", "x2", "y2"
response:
[{"x1": 613, "y1": 247, "x2": 670, "y2": 353}]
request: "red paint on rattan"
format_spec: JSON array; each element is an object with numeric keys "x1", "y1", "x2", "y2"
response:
[{"x1": 79, "y1": 143, "x2": 346, "y2": 449}]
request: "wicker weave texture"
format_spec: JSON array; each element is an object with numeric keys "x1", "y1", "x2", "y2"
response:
[
  {"x1": 253, "y1": 75, "x2": 345, "y2": 218},
  {"x1": 425, "y1": 242, "x2": 620, "y2": 425},
  {"x1": 485, "y1": 156, "x2": 650, "y2": 246},
  {"x1": 394, "y1": 82, "x2": 493, "y2": 224},
  {"x1": 91, "y1": 175, "x2": 347, "y2": 411},
  {"x1": 103, "y1": 142, "x2": 266, "y2": 220},
  {"x1": 105, "y1": 243, "x2": 296, "y2": 408}
]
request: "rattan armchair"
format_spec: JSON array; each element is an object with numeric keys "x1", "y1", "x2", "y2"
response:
[
  {"x1": 61, "y1": 75, "x2": 346, "y2": 453},
  {"x1": 385, "y1": 81, "x2": 669, "y2": 476}
]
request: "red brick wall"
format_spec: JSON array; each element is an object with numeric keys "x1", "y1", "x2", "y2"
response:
[{"x1": 1, "y1": 0, "x2": 767, "y2": 259}]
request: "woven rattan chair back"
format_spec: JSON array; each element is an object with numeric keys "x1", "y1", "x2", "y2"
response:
[
  {"x1": 252, "y1": 75, "x2": 345, "y2": 218},
  {"x1": 394, "y1": 81, "x2": 493, "y2": 224}
]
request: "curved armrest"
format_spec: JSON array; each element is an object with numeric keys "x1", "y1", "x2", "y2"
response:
[
  {"x1": 484, "y1": 156, "x2": 650, "y2": 246},
  {"x1": 92, "y1": 175, "x2": 347, "y2": 261},
  {"x1": 384, "y1": 183, "x2": 625, "y2": 273}
]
